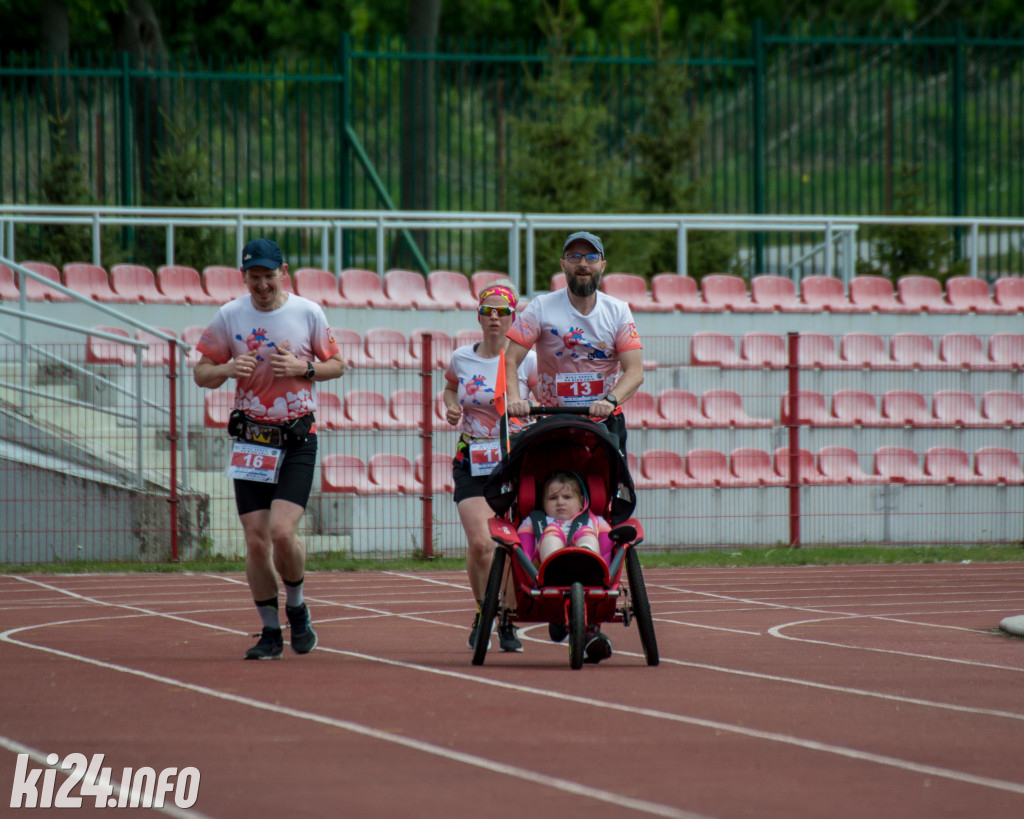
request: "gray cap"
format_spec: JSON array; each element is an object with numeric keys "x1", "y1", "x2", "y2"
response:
[{"x1": 562, "y1": 231, "x2": 604, "y2": 257}]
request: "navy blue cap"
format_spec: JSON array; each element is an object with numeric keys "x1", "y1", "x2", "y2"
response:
[{"x1": 241, "y1": 238, "x2": 284, "y2": 271}]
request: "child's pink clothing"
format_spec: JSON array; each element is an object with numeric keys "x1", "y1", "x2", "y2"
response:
[{"x1": 518, "y1": 510, "x2": 612, "y2": 564}]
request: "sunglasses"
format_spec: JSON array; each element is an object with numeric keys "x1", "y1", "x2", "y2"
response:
[{"x1": 477, "y1": 304, "x2": 514, "y2": 317}]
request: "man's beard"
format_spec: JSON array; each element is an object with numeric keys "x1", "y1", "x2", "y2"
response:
[{"x1": 567, "y1": 272, "x2": 600, "y2": 298}]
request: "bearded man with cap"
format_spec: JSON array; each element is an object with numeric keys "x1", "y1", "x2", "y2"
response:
[
  {"x1": 503, "y1": 230, "x2": 645, "y2": 664},
  {"x1": 194, "y1": 237, "x2": 345, "y2": 660}
]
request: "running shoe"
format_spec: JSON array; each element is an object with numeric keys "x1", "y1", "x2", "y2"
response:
[
  {"x1": 497, "y1": 613, "x2": 523, "y2": 653},
  {"x1": 285, "y1": 604, "x2": 318, "y2": 655},
  {"x1": 467, "y1": 611, "x2": 484, "y2": 650},
  {"x1": 245, "y1": 626, "x2": 284, "y2": 660},
  {"x1": 583, "y1": 625, "x2": 612, "y2": 664}
]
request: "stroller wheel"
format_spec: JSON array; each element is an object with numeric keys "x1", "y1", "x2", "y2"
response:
[
  {"x1": 626, "y1": 547, "x2": 659, "y2": 667},
  {"x1": 567, "y1": 582, "x2": 586, "y2": 670},
  {"x1": 472, "y1": 546, "x2": 507, "y2": 666}
]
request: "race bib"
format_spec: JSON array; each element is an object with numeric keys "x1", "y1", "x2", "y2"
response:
[
  {"x1": 226, "y1": 441, "x2": 284, "y2": 484},
  {"x1": 555, "y1": 371, "x2": 605, "y2": 405},
  {"x1": 468, "y1": 440, "x2": 502, "y2": 477}
]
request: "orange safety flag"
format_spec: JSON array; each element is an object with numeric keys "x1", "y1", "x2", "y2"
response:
[{"x1": 494, "y1": 348, "x2": 507, "y2": 417}]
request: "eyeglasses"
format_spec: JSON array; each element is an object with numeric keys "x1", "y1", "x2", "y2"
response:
[
  {"x1": 563, "y1": 252, "x2": 602, "y2": 264},
  {"x1": 477, "y1": 304, "x2": 514, "y2": 317}
]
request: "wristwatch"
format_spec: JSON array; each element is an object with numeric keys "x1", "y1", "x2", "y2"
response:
[
  {"x1": 304, "y1": 361, "x2": 316, "y2": 380},
  {"x1": 604, "y1": 393, "x2": 618, "y2": 407}
]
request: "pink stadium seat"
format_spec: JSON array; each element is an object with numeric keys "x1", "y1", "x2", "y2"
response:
[
  {"x1": 781, "y1": 390, "x2": 834, "y2": 427},
  {"x1": 981, "y1": 391, "x2": 1024, "y2": 426},
  {"x1": 993, "y1": 277, "x2": 1024, "y2": 312},
  {"x1": 797, "y1": 333, "x2": 845, "y2": 369},
  {"x1": 470, "y1": 271, "x2": 507, "y2": 298},
  {"x1": 415, "y1": 453, "x2": 456, "y2": 494},
  {"x1": 279, "y1": 271, "x2": 294, "y2": 293},
  {"x1": 365, "y1": 328, "x2": 418, "y2": 368},
  {"x1": 939, "y1": 333, "x2": 993, "y2": 370},
  {"x1": 730, "y1": 448, "x2": 785, "y2": 486},
  {"x1": 181, "y1": 325, "x2": 205, "y2": 366},
  {"x1": 691, "y1": 332, "x2": 741, "y2": 367},
  {"x1": 974, "y1": 447, "x2": 1024, "y2": 485},
  {"x1": 873, "y1": 446, "x2": 926, "y2": 484},
  {"x1": 316, "y1": 391, "x2": 347, "y2": 430},
  {"x1": 627, "y1": 452, "x2": 658, "y2": 491},
  {"x1": 686, "y1": 448, "x2": 735, "y2": 487},
  {"x1": 63, "y1": 263, "x2": 118, "y2": 302},
  {"x1": 293, "y1": 268, "x2": 345, "y2": 307},
  {"x1": 817, "y1": 446, "x2": 886, "y2": 485},
  {"x1": 831, "y1": 390, "x2": 885, "y2": 427},
  {"x1": 454, "y1": 329, "x2": 483, "y2": 348},
  {"x1": 799, "y1": 276, "x2": 857, "y2": 313},
  {"x1": 334, "y1": 329, "x2": 374, "y2": 369},
  {"x1": 896, "y1": 275, "x2": 955, "y2": 313},
  {"x1": 841, "y1": 333, "x2": 891, "y2": 369},
  {"x1": 988, "y1": 334, "x2": 1024, "y2": 370},
  {"x1": 740, "y1": 332, "x2": 787, "y2": 368},
  {"x1": 550, "y1": 273, "x2": 566, "y2": 291},
  {"x1": 203, "y1": 390, "x2": 235, "y2": 428},
  {"x1": 368, "y1": 453, "x2": 417, "y2": 494},
  {"x1": 110, "y1": 263, "x2": 175, "y2": 304},
  {"x1": 86, "y1": 325, "x2": 135, "y2": 366},
  {"x1": 409, "y1": 328, "x2": 455, "y2": 370},
  {"x1": 134, "y1": 327, "x2": 178, "y2": 367},
  {"x1": 849, "y1": 275, "x2": 909, "y2": 313},
  {"x1": 889, "y1": 333, "x2": 942, "y2": 369},
  {"x1": 202, "y1": 266, "x2": 247, "y2": 301},
  {"x1": 923, "y1": 446, "x2": 977, "y2": 484},
  {"x1": 651, "y1": 273, "x2": 716, "y2": 312},
  {"x1": 773, "y1": 446, "x2": 822, "y2": 484},
  {"x1": 750, "y1": 275, "x2": 814, "y2": 312},
  {"x1": 343, "y1": 390, "x2": 389, "y2": 429},
  {"x1": 338, "y1": 269, "x2": 392, "y2": 308},
  {"x1": 384, "y1": 270, "x2": 443, "y2": 309},
  {"x1": 656, "y1": 389, "x2": 710, "y2": 429},
  {"x1": 881, "y1": 390, "x2": 935, "y2": 427},
  {"x1": 0, "y1": 264, "x2": 20, "y2": 300},
  {"x1": 624, "y1": 389, "x2": 662, "y2": 428},
  {"x1": 434, "y1": 390, "x2": 447, "y2": 423},
  {"x1": 702, "y1": 389, "x2": 772, "y2": 428},
  {"x1": 932, "y1": 390, "x2": 985, "y2": 427},
  {"x1": 321, "y1": 454, "x2": 378, "y2": 494},
  {"x1": 945, "y1": 276, "x2": 1000, "y2": 314},
  {"x1": 427, "y1": 270, "x2": 477, "y2": 310},
  {"x1": 701, "y1": 274, "x2": 765, "y2": 312},
  {"x1": 157, "y1": 265, "x2": 218, "y2": 305},
  {"x1": 640, "y1": 449, "x2": 690, "y2": 488},
  {"x1": 600, "y1": 273, "x2": 672, "y2": 312},
  {"x1": 388, "y1": 389, "x2": 426, "y2": 430},
  {"x1": 20, "y1": 261, "x2": 71, "y2": 301}
]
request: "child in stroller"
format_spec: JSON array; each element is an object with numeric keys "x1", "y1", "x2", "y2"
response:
[{"x1": 519, "y1": 470, "x2": 611, "y2": 565}]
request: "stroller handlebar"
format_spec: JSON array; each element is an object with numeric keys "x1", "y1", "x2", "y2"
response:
[{"x1": 528, "y1": 406, "x2": 592, "y2": 416}]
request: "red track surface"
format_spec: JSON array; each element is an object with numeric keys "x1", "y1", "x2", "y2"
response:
[{"x1": 2, "y1": 564, "x2": 1024, "y2": 818}]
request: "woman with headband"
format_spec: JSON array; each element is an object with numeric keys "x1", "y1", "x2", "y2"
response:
[{"x1": 443, "y1": 278, "x2": 538, "y2": 653}]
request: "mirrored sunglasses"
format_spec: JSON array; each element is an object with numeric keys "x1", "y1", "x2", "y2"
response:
[{"x1": 477, "y1": 304, "x2": 514, "y2": 317}]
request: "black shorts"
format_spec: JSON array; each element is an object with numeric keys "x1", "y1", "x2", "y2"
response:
[
  {"x1": 233, "y1": 435, "x2": 318, "y2": 515},
  {"x1": 452, "y1": 453, "x2": 489, "y2": 504}
]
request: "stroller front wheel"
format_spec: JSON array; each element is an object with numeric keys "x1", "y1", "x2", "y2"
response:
[
  {"x1": 472, "y1": 546, "x2": 507, "y2": 666},
  {"x1": 568, "y1": 581, "x2": 586, "y2": 670}
]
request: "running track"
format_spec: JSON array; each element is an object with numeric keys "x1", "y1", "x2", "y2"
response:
[{"x1": 2, "y1": 563, "x2": 1023, "y2": 818}]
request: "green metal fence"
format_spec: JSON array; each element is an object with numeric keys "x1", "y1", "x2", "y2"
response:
[{"x1": 1, "y1": 23, "x2": 1022, "y2": 275}]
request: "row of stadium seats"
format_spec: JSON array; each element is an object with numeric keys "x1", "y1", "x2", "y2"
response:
[
  {"x1": 782, "y1": 389, "x2": 1024, "y2": 428},
  {"x1": 321, "y1": 452, "x2": 454, "y2": 494},
  {"x1": 694, "y1": 331, "x2": 1024, "y2": 370},
  {"x1": 629, "y1": 446, "x2": 1024, "y2": 489}
]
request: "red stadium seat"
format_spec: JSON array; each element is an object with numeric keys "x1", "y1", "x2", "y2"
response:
[
  {"x1": 550, "y1": 273, "x2": 566, "y2": 291},
  {"x1": 750, "y1": 275, "x2": 815, "y2": 312},
  {"x1": 157, "y1": 265, "x2": 218, "y2": 305},
  {"x1": 817, "y1": 446, "x2": 886, "y2": 485},
  {"x1": 932, "y1": 390, "x2": 985, "y2": 427},
  {"x1": 623, "y1": 389, "x2": 662, "y2": 428},
  {"x1": 365, "y1": 328, "x2": 418, "y2": 368},
  {"x1": 849, "y1": 275, "x2": 909, "y2": 313},
  {"x1": 974, "y1": 447, "x2": 1024, "y2": 485},
  {"x1": 840, "y1": 333, "x2": 891, "y2": 369},
  {"x1": 454, "y1": 329, "x2": 483, "y2": 348},
  {"x1": 640, "y1": 449, "x2": 690, "y2": 488},
  {"x1": 655, "y1": 389, "x2": 710, "y2": 429},
  {"x1": 343, "y1": 390, "x2": 389, "y2": 429},
  {"x1": 368, "y1": 453, "x2": 417, "y2": 494},
  {"x1": 799, "y1": 276, "x2": 857, "y2": 313},
  {"x1": 797, "y1": 333, "x2": 845, "y2": 369},
  {"x1": 181, "y1": 325, "x2": 205, "y2": 366},
  {"x1": 730, "y1": 448, "x2": 785, "y2": 486},
  {"x1": 293, "y1": 268, "x2": 345, "y2": 307},
  {"x1": 993, "y1": 277, "x2": 1024, "y2": 312},
  {"x1": 981, "y1": 391, "x2": 1024, "y2": 426},
  {"x1": 110, "y1": 263, "x2": 176, "y2": 304},
  {"x1": 781, "y1": 390, "x2": 835, "y2": 427},
  {"x1": 135, "y1": 327, "x2": 178, "y2": 367},
  {"x1": 86, "y1": 325, "x2": 135, "y2": 366},
  {"x1": 334, "y1": 329, "x2": 374, "y2": 369},
  {"x1": 339, "y1": 269, "x2": 392, "y2": 308},
  {"x1": 388, "y1": 389, "x2": 426, "y2": 430},
  {"x1": 428, "y1": 270, "x2": 477, "y2": 310},
  {"x1": 740, "y1": 332, "x2": 787, "y2": 368},
  {"x1": 0, "y1": 264, "x2": 20, "y2": 300},
  {"x1": 686, "y1": 448, "x2": 735, "y2": 487},
  {"x1": 939, "y1": 333, "x2": 993, "y2": 370},
  {"x1": 889, "y1": 333, "x2": 941, "y2": 370},
  {"x1": 896, "y1": 275, "x2": 955, "y2": 313},
  {"x1": 470, "y1": 271, "x2": 507, "y2": 298},
  {"x1": 773, "y1": 447, "x2": 822, "y2": 484},
  {"x1": 63, "y1": 263, "x2": 119, "y2": 302},
  {"x1": 20, "y1": 261, "x2": 71, "y2": 301},
  {"x1": 202, "y1": 266, "x2": 247, "y2": 301},
  {"x1": 600, "y1": 273, "x2": 672, "y2": 312},
  {"x1": 627, "y1": 452, "x2": 659, "y2": 491},
  {"x1": 203, "y1": 390, "x2": 235, "y2": 428},
  {"x1": 316, "y1": 391, "x2": 347, "y2": 430},
  {"x1": 831, "y1": 390, "x2": 885, "y2": 427},
  {"x1": 923, "y1": 446, "x2": 977, "y2": 484},
  {"x1": 701, "y1": 274, "x2": 765, "y2": 312},
  {"x1": 881, "y1": 390, "x2": 935, "y2": 427},
  {"x1": 321, "y1": 454, "x2": 379, "y2": 494},
  {"x1": 872, "y1": 446, "x2": 925, "y2": 484},
  {"x1": 702, "y1": 389, "x2": 772, "y2": 428},
  {"x1": 384, "y1": 270, "x2": 444, "y2": 309},
  {"x1": 415, "y1": 453, "x2": 456, "y2": 494},
  {"x1": 945, "y1": 276, "x2": 1000, "y2": 314},
  {"x1": 409, "y1": 328, "x2": 455, "y2": 370},
  {"x1": 651, "y1": 273, "x2": 716, "y2": 312},
  {"x1": 691, "y1": 332, "x2": 741, "y2": 367},
  {"x1": 988, "y1": 334, "x2": 1024, "y2": 371}
]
